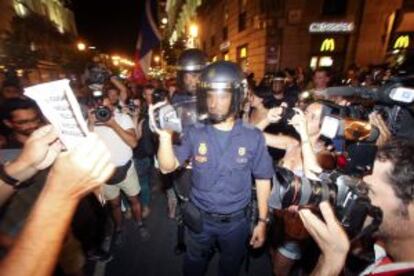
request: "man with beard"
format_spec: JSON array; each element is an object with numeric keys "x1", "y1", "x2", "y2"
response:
[
  {"x1": 299, "y1": 139, "x2": 414, "y2": 275},
  {"x1": 171, "y1": 48, "x2": 207, "y2": 105},
  {"x1": 1, "y1": 98, "x2": 43, "y2": 149},
  {"x1": 0, "y1": 99, "x2": 87, "y2": 275}
]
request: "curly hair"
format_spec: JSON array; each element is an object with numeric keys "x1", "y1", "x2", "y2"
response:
[{"x1": 376, "y1": 138, "x2": 414, "y2": 205}]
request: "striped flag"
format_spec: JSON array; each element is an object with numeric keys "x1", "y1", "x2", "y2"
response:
[{"x1": 131, "y1": 0, "x2": 161, "y2": 84}]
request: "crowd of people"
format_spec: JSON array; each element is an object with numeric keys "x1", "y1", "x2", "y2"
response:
[{"x1": 0, "y1": 47, "x2": 413, "y2": 276}]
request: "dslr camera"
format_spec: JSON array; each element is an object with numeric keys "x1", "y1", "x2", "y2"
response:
[
  {"x1": 91, "y1": 90, "x2": 112, "y2": 123},
  {"x1": 84, "y1": 64, "x2": 112, "y2": 123},
  {"x1": 269, "y1": 167, "x2": 382, "y2": 239}
]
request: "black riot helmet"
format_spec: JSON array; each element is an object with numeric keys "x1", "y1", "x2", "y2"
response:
[
  {"x1": 176, "y1": 48, "x2": 208, "y2": 94},
  {"x1": 197, "y1": 61, "x2": 248, "y2": 124}
]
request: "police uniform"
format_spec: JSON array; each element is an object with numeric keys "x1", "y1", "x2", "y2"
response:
[{"x1": 174, "y1": 119, "x2": 274, "y2": 276}]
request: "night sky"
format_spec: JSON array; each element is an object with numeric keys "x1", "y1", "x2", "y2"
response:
[{"x1": 71, "y1": 0, "x2": 144, "y2": 57}]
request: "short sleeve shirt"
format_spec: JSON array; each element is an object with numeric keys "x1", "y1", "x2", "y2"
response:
[
  {"x1": 94, "y1": 111, "x2": 135, "y2": 166},
  {"x1": 174, "y1": 120, "x2": 274, "y2": 214}
]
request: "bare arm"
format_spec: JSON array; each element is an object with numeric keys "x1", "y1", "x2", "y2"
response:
[
  {"x1": 255, "y1": 107, "x2": 284, "y2": 131},
  {"x1": 0, "y1": 125, "x2": 61, "y2": 206},
  {"x1": 250, "y1": 179, "x2": 271, "y2": 248},
  {"x1": 288, "y1": 109, "x2": 322, "y2": 178},
  {"x1": 106, "y1": 117, "x2": 138, "y2": 148},
  {"x1": 134, "y1": 118, "x2": 144, "y2": 140},
  {"x1": 264, "y1": 133, "x2": 299, "y2": 150},
  {"x1": 157, "y1": 133, "x2": 180, "y2": 174},
  {"x1": 148, "y1": 103, "x2": 180, "y2": 174},
  {"x1": 0, "y1": 186, "x2": 79, "y2": 276},
  {"x1": 0, "y1": 134, "x2": 114, "y2": 276},
  {"x1": 110, "y1": 76, "x2": 128, "y2": 104}
]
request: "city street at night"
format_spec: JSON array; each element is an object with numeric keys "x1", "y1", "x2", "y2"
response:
[{"x1": 1, "y1": 0, "x2": 414, "y2": 276}]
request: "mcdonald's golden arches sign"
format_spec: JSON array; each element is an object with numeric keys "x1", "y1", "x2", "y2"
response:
[
  {"x1": 393, "y1": 35, "x2": 410, "y2": 49},
  {"x1": 320, "y1": 38, "x2": 335, "y2": 52}
]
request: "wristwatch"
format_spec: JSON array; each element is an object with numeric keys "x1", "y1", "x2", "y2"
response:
[
  {"x1": 258, "y1": 217, "x2": 270, "y2": 225},
  {"x1": 0, "y1": 164, "x2": 20, "y2": 189}
]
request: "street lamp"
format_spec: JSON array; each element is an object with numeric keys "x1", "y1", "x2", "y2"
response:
[
  {"x1": 161, "y1": 17, "x2": 168, "y2": 25},
  {"x1": 188, "y1": 23, "x2": 199, "y2": 48},
  {"x1": 189, "y1": 24, "x2": 198, "y2": 38},
  {"x1": 154, "y1": 55, "x2": 160, "y2": 64},
  {"x1": 77, "y1": 42, "x2": 86, "y2": 51}
]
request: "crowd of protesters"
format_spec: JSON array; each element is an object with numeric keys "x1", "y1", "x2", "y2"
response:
[{"x1": 0, "y1": 51, "x2": 413, "y2": 276}]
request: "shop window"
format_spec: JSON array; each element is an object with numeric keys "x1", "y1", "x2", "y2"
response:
[
  {"x1": 237, "y1": 45, "x2": 248, "y2": 71},
  {"x1": 223, "y1": 52, "x2": 229, "y2": 61},
  {"x1": 322, "y1": 0, "x2": 347, "y2": 16}
]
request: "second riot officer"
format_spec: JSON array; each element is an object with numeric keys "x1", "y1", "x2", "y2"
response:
[
  {"x1": 152, "y1": 61, "x2": 274, "y2": 276},
  {"x1": 172, "y1": 48, "x2": 208, "y2": 105}
]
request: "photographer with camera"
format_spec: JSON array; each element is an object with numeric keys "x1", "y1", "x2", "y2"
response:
[
  {"x1": 152, "y1": 61, "x2": 273, "y2": 276},
  {"x1": 88, "y1": 83, "x2": 150, "y2": 242},
  {"x1": 266, "y1": 101, "x2": 337, "y2": 276},
  {"x1": 298, "y1": 139, "x2": 414, "y2": 275}
]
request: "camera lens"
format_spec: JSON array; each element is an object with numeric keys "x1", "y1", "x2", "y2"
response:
[
  {"x1": 274, "y1": 167, "x2": 335, "y2": 208},
  {"x1": 95, "y1": 106, "x2": 111, "y2": 122}
]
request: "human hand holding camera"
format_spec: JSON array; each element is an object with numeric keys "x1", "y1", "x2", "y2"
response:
[
  {"x1": 266, "y1": 106, "x2": 284, "y2": 123},
  {"x1": 148, "y1": 101, "x2": 174, "y2": 140},
  {"x1": 369, "y1": 111, "x2": 391, "y2": 146},
  {"x1": 288, "y1": 108, "x2": 308, "y2": 138},
  {"x1": 299, "y1": 201, "x2": 350, "y2": 275}
]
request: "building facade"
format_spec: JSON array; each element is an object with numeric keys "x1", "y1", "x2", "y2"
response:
[
  {"x1": 167, "y1": 0, "x2": 412, "y2": 81},
  {"x1": 0, "y1": 0, "x2": 78, "y2": 83},
  {"x1": 0, "y1": 0, "x2": 77, "y2": 36}
]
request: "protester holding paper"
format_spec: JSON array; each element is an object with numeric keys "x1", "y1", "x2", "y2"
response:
[{"x1": 0, "y1": 129, "x2": 115, "y2": 276}]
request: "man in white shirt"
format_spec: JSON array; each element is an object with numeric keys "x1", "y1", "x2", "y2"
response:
[{"x1": 89, "y1": 90, "x2": 149, "y2": 242}]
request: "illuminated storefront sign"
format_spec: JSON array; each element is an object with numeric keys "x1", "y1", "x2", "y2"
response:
[
  {"x1": 309, "y1": 22, "x2": 354, "y2": 33},
  {"x1": 320, "y1": 38, "x2": 335, "y2": 52},
  {"x1": 394, "y1": 35, "x2": 410, "y2": 49}
]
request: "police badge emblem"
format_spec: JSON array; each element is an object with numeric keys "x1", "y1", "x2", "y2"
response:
[{"x1": 198, "y1": 143, "x2": 208, "y2": 155}]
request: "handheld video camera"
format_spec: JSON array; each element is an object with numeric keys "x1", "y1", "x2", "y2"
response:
[
  {"x1": 326, "y1": 75, "x2": 414, "y2": 138},
  {"x1": 149, "y1": 90, "x2": 200, "y2": 133},
  {"x1": 269, "y1": 167, "x2": 382, "y2": 239}
]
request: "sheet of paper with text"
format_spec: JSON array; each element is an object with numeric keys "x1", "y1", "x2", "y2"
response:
[{"x1": 24, "y1": 79, "x2": 89, "y2": 150}]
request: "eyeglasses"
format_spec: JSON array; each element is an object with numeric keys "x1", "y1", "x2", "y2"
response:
[{"x1": 11, "y1": 117, "x2": 41, "y2": 126}]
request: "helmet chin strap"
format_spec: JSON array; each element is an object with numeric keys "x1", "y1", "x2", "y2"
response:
[{"x1": 207, "y1": 110, "x2": 233, "y2": 124}]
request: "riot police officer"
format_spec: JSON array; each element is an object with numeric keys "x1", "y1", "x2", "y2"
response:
[
  {"x1": 169, "y1": 49, "x2": 208, "y2": 254},
  {"x1": 152, "y1": 61, "x2": 273, "y2": 276},
  {"x1": 172, "y1": 48, "x2": 208, "y2": 105}
]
